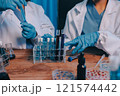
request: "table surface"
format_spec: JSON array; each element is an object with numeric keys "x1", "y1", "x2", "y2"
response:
[{"x1": 6, "y1": 49, "x2": 108, "y2": 80}]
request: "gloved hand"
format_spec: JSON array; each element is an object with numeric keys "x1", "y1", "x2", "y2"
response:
[
  {"x1": 42, "y1": 34, "x2": 53, "y2": 38},
  {"x1": 41, "y1": 34, "x2": 53, "y2": 42},
  {"x1": 65, "y1": 32, "x2": 100, "y2": 54},
  {"x1": 21, "y1": 22, "x2": 37, "y2": 39},
  {"x1": 0, "y1": 0, "x2": 27, "y2": 11}
]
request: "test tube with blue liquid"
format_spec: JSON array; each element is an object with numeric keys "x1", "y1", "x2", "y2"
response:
[
  {"x1": 33, "y1": 45, "x2": 40, "y2": 63},
  {"x1": 40, "y1": 38, "x2": 45, "y2": 60},
  {"x1": 47, "y1": 38, "x2": 50, "y2": 58},
  {"x1": 50, "y1": 38, "x2": 56, "y2": 61},
  {"x1": 33, "y1": 37, "x2": 41, "y2": 63}
]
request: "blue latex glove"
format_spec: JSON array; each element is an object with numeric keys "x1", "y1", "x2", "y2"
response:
[
  {"x1": 21, "y1": 22, "x2": 37, "y2": 39},
  {"x1": 0, "y1": 0, "x2": 27, "y2": 11},
  {"x1": 41, "y1": 34, "x2": 53, "y2": 42},
  {"x1": 65, "y1": 32, "x2": 100, "y2": 54},
  {"x1": 42, "y1": 34, "x2": 53, "y2": 38}
]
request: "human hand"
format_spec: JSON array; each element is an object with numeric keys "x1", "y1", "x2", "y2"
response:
[
  {"x1": 65, "y1": 32, "x2": 99, "y2": 54},
  {"x1": 21, "y1": 22, "x2": 37, "y2": 39},
  {"x1": 0, "y1": 0, "x2": 27, "y2": 11}
]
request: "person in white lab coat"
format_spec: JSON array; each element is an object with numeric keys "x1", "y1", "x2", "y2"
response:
[
  {"x1": 0, "y1": 0, "x2": 54, "y2": 49},
  {"x1": 63, "y1": 0, "x2": 120, "y2": 55}
]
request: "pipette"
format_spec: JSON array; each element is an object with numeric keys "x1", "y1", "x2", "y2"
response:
[
  {"x1": 20, "y1": 7, "x2": 26, "y2": 22},
  {"x1": 94, "y1": 54, "x2": 105, "y2": 68},
  {"x1": 15, "y1": 6, "x2": 26, "y2": 23}
]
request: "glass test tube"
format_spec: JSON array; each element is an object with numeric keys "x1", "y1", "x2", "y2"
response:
[
  {"x1": 0, "y1": 56, "x2": 6, "y2": 73},
  {"x1": 40, "y1": 38, "x2": 44, "y2": 60},
  {"x1": 47, "y1": 38, "x2": 50, "y2": 58},
  {"x1": 58, "y1": 36, "x2": 61, "y2": 62},
  {"x1": 50, "y1": 38, "x2": 55, "y2": 60}
]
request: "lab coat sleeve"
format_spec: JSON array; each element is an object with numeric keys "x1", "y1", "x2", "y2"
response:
[
  {"x1": 39, "y1": 14, "x2": 55, "y2": 37},
  {"x1": 63, "y1": 13, "x2": 71, "y2": 43},
  {"x1": 29, "y1": 3, "x2": 55, "y2": 45},
  {"x1": 95, "y1": 30, "x2": 120, "y2": 55},
  {"x1": 95, "y1": 1, "x2": 120, "y2": 55},
  {"x1": 63, "y1": 11, "x2": 77, "y2": 43},
  {"x1": 36, "y1": 5, "x2": 55, "y2": 37}
]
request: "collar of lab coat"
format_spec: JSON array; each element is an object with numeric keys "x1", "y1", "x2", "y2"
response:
[
  {"x1": 75, "y1": 0, "x2": 118, "y2": 14},
  {"x1": 73, "y1": 0, "x2": 118, "y2": 35}
]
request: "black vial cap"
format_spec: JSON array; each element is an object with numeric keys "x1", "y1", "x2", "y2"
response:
[{"x1": 78, "y1": 53, "x2": 85, "y2": 65}]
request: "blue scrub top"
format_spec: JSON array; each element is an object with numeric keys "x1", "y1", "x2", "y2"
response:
[
  {"x1": 82, "y1": 0, "x2": 105, "y2": 35},
  {"x1": 26, "y1": 39, "x2": 34, "y2": 49}
]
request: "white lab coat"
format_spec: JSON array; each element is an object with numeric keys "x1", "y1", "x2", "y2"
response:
[
  {"x1": 63, "y1": 0, "x2": 120, "y2": 55},
  {"x1": 0, "y1": 2, "x2": 54, "y2": 49}
]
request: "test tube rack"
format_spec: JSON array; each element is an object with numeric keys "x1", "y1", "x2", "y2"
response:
[{"x1": 33, "y1": 38, "x2": 66, "y2": 64}]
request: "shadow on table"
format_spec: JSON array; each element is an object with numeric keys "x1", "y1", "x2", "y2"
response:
[{"x1": 66, "y1": 47, "x2": 109, "y2": 57}]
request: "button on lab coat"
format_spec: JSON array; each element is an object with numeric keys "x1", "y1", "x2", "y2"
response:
[
  {"x1": 63, "y1": 0, "x2": 120, "y2": 55},
  {"x1": 0, "y1": 2, "x2": 54, "y2": 49}
]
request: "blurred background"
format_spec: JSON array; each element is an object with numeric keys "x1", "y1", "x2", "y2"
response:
[{"x1": 31, "y1": 0, "x2": 83, "y2": 30}]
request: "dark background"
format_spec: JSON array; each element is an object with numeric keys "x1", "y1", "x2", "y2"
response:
[{"x1": 58, "y1": 0, "x2": 83, "y2": 29}]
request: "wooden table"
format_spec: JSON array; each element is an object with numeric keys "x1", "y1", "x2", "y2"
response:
[{"x1": 6, "y1": 49, "x2": 108, "y2": 80}]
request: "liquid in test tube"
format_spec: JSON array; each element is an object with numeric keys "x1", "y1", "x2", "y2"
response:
[
  {"x1": 40, "y1": 38, "x2": 45, "y2": 60},
  {"x1": 50, "y1": 38, "x2": 55, "y2": 60},
  {"x1": 47, "y1": 38, "x2": 50, "y2": 58}
]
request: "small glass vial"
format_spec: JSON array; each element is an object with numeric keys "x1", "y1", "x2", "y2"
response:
[
  {"x1": 0, "y1": 56, "x2": 6, "y2": 73},
  {"x1": 0, "y1": 56, "x2": 10, "y2": 80},
  {"x1": 5, "y1": 43, "x2": 15, "y2": 59}
]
